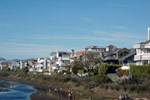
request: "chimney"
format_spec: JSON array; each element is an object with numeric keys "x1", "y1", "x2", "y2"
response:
[
  {"x1": 71, "y1": 49, "x2": 75, "y2": 56},
  {"x1": 148, "y1": 27, "x2": 150, "y2": 41}
]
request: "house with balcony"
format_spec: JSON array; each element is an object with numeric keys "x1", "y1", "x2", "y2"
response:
[
  {"x1": 134, "y1": 27, "x2": 150, "y2": 65},
  {"x1": 50, "y1": 51, "x2": 71, "y2": 73},
  {"x1": 36, "y1": 58, "x2": 48, "y2": 72}
]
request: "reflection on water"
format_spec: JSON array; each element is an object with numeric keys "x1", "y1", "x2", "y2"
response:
[{"x1": 0, "y1": 80, "x2": 37, "y2": 100}]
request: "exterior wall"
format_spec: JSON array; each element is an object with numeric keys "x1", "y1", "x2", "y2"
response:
[{"x1": 134, "y1": 43, "x2": 150, "y2": 65}]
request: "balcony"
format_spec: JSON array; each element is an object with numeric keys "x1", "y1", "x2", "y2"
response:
[
  {"x1": 134, "y1": 54, "x2": 150, "y2": 61},
  {"x1": 134, "y1": 55, "x2": 142, "y2": 61}
]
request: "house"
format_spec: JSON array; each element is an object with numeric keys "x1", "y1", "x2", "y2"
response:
[
  {"x1": 134, "y1": 27, "x2": 150, "y2": 65},
  {"x1": 28, "y1": 60, "x2": 37, "y2": 72},
  {"x1": 103, "y1": 48, "x2": 130, "y2": 64},
  {"x1": 50, "y1": 51, "x2": 71, "y2": 73},
  {"x1": 70, "y1": 51, "x2": 85, "y2": 62},
  {"x1": 85, "y1": 46, "x2": 106, "y2": 53},
  {"x1": 0, "y1": 61, "x2": 19, "y2": 70},
  {"x1": 19, "y1": 61, "x2": 27, "y2": 69},
  {"x1": 36, "y1": 58, "x2": 48, "y2": 72},
  {"x1": 106, "y1": 45, "x2": 117, "y2": 52},
  {"x1": 119, "y1": 49, "x2": 136, "y2": 66}
]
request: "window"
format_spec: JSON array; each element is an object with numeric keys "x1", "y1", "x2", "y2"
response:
[{"x1": 147, "y1": 49, "x2": 150, "y2": 53}]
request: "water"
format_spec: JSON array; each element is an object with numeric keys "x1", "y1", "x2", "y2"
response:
[{"x1": 0, "y1": 80, "x2": 37, "y2": 100}]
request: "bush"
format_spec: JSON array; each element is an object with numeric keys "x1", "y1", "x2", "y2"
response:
[
  {"x1": 71, "y1": 61, "x2": 84, "y2": 74},
  {"x1": 119, "y1": 77, "x2": 141, "y2": 85},
  {"x1": 123, "y1": 86, "x2": 127, "y2": 91},
  {"x1": 98, "y1": 64, "x2": 108, "y2": 75},
  {"x1": 61, "y1": 70, "x2": 71, "y2": 75},
  {"x1": 78, "y1": 70, "x2": 84, "y2": 74},
  {"x1": 95, "y1": 74, "x2": 112, "y2": 84},
  {"x1": 61, "y1": 75, "x2": 71, "y2": 82},
  {"x1": 115, "y1": 86, "x2": 120, "y2": 91},
  {"x1": 116, "y1": 70, "x2": 129, "y2": 77},
  {"x1": 0, "y1": 71, "x2": 9, "y2": 77},
  {"x1": 129, "y1": 86, "x2": 136, "y2": 92},
  {"x1": 130, "y1": 65, "x2": 150, "y2": 77},
  {"x1": 85, "y1": 81, "x2": 98, "y2": 89},
  {"x1": 110, "y1": 86, "x2": 114, "y2": 90},
  {"x1": 104, "y1": 85, "x2": 109, "y2": 90}
]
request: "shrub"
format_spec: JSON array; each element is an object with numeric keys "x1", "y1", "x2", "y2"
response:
[
  {"x1": 98, "y1": 64, "x2": 108, "y2": 75},
  {"x1": 0, "y1": 71, "x2": 9, "y2": 77},
  {"x1": 85, "y1": 81, "x2": 98, "y2": 89},
  {"x1": 62, "y1": 75, "x2": 71, "y2": 82},
  {"x1": 62, "y1": 70, "x2": 71, "y2": 75},
  {"x1": 95, "y1": 74, "x2": 112, "y2": 84},
  {"x1": 104, "y1": 85, "x2": 109, "y2": 90},
  {"x1": 110, "y1": 86, "x2": 114, "y2": 90},
  {"x1": 130, "y1": 65, "x2": 150, "y2": 77},
  {"x1": 78, "y1": 70, "x2": 84, "y2": 74},
  {"x1": 71, "y1": 61, "x2": 84, "y2": 74},
  {"x1": 116, "y1": 70, "x2": 129, "y2": 77},
  {"x1": 130, "y1": 86, "x2": 135, "y2": 92},
  {"x1": 123, "y1": 86, "x2": 127, "y2": 91},
  {"x1": 115, "y1": 86, "x2": 120, "y2": 91}
]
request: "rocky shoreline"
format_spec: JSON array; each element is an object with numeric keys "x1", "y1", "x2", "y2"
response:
[{"x1": 0, "y1": 88, "x2": 10, "y2": 92}]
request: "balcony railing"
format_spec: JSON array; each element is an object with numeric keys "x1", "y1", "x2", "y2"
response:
[
  {"x1": 134, "y1": 54, "x2": 150, "y2": 60},
  {"x1": 134, "y1": 55, "x2": 142, "y2": 61}
]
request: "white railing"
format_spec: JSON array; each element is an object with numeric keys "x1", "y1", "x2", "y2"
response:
[
  {"x1": 134, "y1": 55, "x2": 142, "y2": 60},
  {"x1": 135, "y1": 54, "x2": 150, "y2": 60}
]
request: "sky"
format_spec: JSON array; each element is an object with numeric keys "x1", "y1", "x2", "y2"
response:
[{"x1": 0, "y1": 0, "x2": 150, "y2": 59}]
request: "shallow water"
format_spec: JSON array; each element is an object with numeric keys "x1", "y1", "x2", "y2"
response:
[{"x1": 0, "y1": 80, "x2": 37, "y2": 100}]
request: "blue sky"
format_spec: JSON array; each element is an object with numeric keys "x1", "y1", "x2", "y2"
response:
[{"x1": 0, "y1": 0, "x2": 150, "y2": 59}]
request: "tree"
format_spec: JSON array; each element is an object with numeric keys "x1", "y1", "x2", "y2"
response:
[
  {"x1": 83, "y1": 52, "x2": 102, "y2": 71},
  {"x1": 22, "y1": 67, "x2": 29, "y2": 74},
  {"x1": 98, "y1": 64, "x2": 108, "y2": 75},
  {"x1": 71, "y1": 61, "x2": 84, "y2": 74}
]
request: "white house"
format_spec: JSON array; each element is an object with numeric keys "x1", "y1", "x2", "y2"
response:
[
  {"x1": 0, "y1": 61, "x2": 19, "y2": 70},
  {"x1": 50, "y1": 51, "x2": 71, "y2": 73},
  {"x1": 36, "y1": 58, "x2": 48, "y2": 72},
  {"x1": 85, "y1": 46, "x2": 106, "y2": 53},
  {"x1": 134, "y1": 27, "x2": 150, "y2": 65}
]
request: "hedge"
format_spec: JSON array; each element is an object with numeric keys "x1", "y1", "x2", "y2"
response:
[{"x1": 130, "y1": 65, "x2": 150, "y2": 77}]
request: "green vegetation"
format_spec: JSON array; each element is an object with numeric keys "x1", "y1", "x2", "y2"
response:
[
  {"x1": 130, "y1": 65, "x2": 150, "y2": 77},
  {"x1": 116, "y1": 70, "x2": 129, "y2": 77}
]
